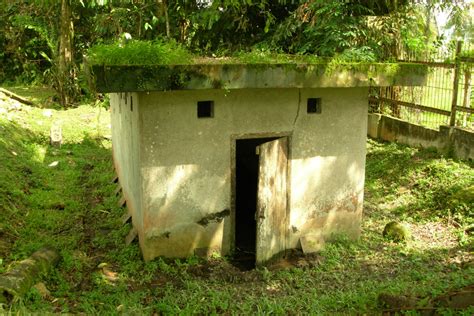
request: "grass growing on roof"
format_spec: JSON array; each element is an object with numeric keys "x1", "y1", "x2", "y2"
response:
[
  {"x1": 87, "y1": 40, "x2": 193, "y2": 66},
  {"x1": 231, "y1": 49, "x2": 321, "y2": 64},
  {"x1": 87, "y1": 41, "x2": 426, "y2": 67}
]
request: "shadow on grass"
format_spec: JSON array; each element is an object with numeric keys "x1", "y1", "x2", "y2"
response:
[
  {"x1": 365, "y1": 140, "x2": 474, "y2": 224},
  {"x1": 1, "y1": 118, "x2": 473, "y2": 314},
  {"x1": 302, "y1": 233, "x2": 474, "y2": 312},
  {"x1": 0, "y1": 119, "x2": 43, "y2": 261},
  {"x1": 0, "y1": 117, "x2": 124, "y2": 263}
]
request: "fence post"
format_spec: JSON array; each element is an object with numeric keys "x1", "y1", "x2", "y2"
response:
[{"x1": 449, "y1": 41, "x2": 462, "y2": 127}]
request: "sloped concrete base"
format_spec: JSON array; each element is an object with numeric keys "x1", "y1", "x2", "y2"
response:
[{"x1": 368, "y1": 113, "x2": 474, "y2": 160}]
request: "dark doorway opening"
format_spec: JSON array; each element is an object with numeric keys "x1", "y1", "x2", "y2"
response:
[{"x1": 233, "y1": 137, "x2": 278, "y2": 270}]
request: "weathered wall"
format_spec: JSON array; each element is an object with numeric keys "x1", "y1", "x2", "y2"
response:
[
  {"x1": 368, "y1": 113, "x2": 474, "y2": 160},
  {"x1": 287, "y1": 88, "x2": 368, "y2": 249},
  {"x1": 445, "y1": 126, "x2": 474, "y2": 160},
  {"x1": 93, "y1": 63, "x2": 427, "y2": 93},
  {"x1": 134, "y1": 88, "x2": 368, "y2": 261},
  {"x1": 110, "y1": 93, "x2": 143, "y2": 235}
]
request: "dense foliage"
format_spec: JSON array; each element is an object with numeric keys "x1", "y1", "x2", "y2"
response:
[{"x1": 0, "y1": 0, "x2": 471, "y2": 105}]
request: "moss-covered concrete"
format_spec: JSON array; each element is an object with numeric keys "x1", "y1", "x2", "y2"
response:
[{"x1": 91, "y1": 62, "x2": 427, "y2": 93}]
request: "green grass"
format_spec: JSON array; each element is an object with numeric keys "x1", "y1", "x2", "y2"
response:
[
  {"x1": 0, "y1": 86, "x2": 473, "y2": 314},
  {"x1": 365, "y1": 141, "x2": 473, "y2": 226},
  {"x1": 86, "y1": 40, "x2": 331, "y2": 66},
  {"x1": 86, "y1": 40, "x2": 427, "y2": 68},
  {"x1": 460, "y1": 49, "x2": 474, "y2": 58},
  {"x1": 87, "y1": 40, "x2": 193, "y2": 66}
]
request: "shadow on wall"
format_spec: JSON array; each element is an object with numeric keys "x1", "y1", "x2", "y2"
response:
[
  {"x1": 142, "y1": 163, "x2": 229, "y2": 260},
  {"x1": 132, "y1": 87, "x2": 369, "y2": 260},
  {"x1": 140, "y1": 147, "x2": 367, "y2": 260}
]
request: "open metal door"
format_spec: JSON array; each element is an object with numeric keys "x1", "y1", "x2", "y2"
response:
[{"x1": 255, "y1": 137, "x2": 288, "y2": 265}]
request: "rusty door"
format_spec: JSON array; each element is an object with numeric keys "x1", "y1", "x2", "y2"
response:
[{"x1": 255, "y1": 137, "x2": 288, "y2": 265}]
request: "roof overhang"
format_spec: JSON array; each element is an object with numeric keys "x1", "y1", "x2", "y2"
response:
[{"x1": 90, "y1": 63, "x2": 428, "y2": 93}]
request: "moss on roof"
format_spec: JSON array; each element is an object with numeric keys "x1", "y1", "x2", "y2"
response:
[
  {"x1": 86, "y1": 41, "x2": 429, "y2": 93},
  {"x1": 87, "y1": 40, "x2": 193, "y2": 66},
  {"x1": 87, "y1": 41, "x2": 377, "y2": 66}
]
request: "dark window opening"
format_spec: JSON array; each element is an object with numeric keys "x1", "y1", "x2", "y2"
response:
[
  {"x1": 233, "y1": 137, "x2": 278, "y2": 270},
  {"x1": 307, "y1": 98, "x2": 322, "y2": 114},
  {"x1": 130, "y1": 96, "x2": 133, "y2": 111},
  {"x1": 197, "y1": 101, "x2": 214, "y2": 118}
]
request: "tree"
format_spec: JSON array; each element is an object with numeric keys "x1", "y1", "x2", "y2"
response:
[
  {"x1": 57, "y1": 0, "x2": 78, "y2": 106},
  {"x1": 1, "y1": 0, "x2": 471, "y2": 106},
  {"x1": 0, "y1": 0, "x2": 80, "y2": 106}
]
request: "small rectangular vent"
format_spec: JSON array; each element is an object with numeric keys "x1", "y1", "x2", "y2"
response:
[
  {"x1": 307, "y1": 98, "x2": 322, "y2": 114},
  {"x1": 197, "y1": 101, "x2": 214, "y2": 118}
]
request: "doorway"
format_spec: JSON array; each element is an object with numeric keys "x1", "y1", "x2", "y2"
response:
[{"x1": 234, "y1": 136, "x2": 287, "y2": 269}]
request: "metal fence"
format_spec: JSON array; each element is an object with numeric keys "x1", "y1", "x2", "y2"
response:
[{"x1": 369, "y1": 41, "x2": 474, "y2": 131}]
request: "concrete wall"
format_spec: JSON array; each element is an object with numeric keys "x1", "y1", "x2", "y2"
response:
[
  {"x1": 130, "y1": 87, "x2": 368, "y2": 261},
  {"x1": 368, "y1": 113, "x2": 474, "y2": 160},
  {"x1": 447, "y1": 126, "x2": 474, "y2": 160},
  {"x1": 110, "y1": 93, "x2": 144, "y2": 235}
]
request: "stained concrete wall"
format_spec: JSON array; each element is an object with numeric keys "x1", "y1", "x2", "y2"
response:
[
  {"x1": 131, "y1": 87, "x2": 368, "y2": 261},
  {"x1": 110, "y1": 93, "x2": 143, "y2": 235},
  {"x1": 446, "y1": 126, "x2": 474, "y2": 160},
  {"x1": 368, "y1": 113, "x2": 474, "y2": 160}
]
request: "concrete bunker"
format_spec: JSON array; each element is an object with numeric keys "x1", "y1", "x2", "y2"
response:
[{"x1": 91, "y1": 61, "x2": 427, "y2": 266}]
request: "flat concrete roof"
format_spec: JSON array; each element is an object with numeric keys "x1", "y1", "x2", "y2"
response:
[{"x1": 91, "y1": 62, "x2": 427, "y2": 93}]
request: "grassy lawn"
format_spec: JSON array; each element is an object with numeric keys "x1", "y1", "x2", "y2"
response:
[{"x1": 0, "y1": 86, "x2": 473, "y2": 314}]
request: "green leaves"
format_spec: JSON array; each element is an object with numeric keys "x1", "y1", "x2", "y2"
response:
[{"x1": 39, "y1": 51, "x2": 52, "y2": 64}]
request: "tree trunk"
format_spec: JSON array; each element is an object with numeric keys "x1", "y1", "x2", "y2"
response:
[
  {"x1": 391, "y1": 86, "x2": 402, "y2": 118},
  {"x1": 157, "y1": 0, "x2": 170, "y2": 38},
  {"x1": 164, "y1": 0, "x2": 170, "y2": 38},
  {"x1": 388, "y1": 19, "x2": 402, "y2": 117},
  {"x1": 58, "y1": 0, "x2": 75, "y2": 107},
  {"x1": 0, "y1": 88, "x2": 34, "y2": 105},
  {"x1": 424, "y1": 0, "x2": 431, "y2": 60}
]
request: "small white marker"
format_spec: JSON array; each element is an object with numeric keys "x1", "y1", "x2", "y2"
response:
[{"x1": 48, "y1": 161, "x2": 59, "y2": 167}]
